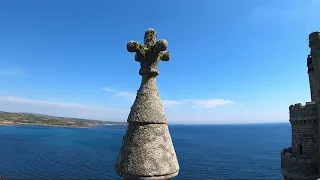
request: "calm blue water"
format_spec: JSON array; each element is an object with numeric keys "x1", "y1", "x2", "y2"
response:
[{"x1": 0, "y1": 123, "x2": 291, "y2": 180}]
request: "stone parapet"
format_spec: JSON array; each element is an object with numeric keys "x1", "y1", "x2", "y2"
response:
[
  {"x1": 281, "y1": 147, "x2": 319, "y2": 179},
  {"x1": 289, "y1": 102, "x2": 318, "y2": 121}
]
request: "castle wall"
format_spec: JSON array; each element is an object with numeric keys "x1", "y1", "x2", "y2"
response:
[
  {"x1": 309, "y1": 73, "x2": 317, "y2": 101},
  {"x1": 289, "y1": 102, "x2": 319, "y2": 157},
  {"x1": 309, "y1": 32, "x2": 320, "y2": 104},
  {"x1": 308, "y1": 55, "x2": 317, "y2": 101},
  {"x1": 281, "y1": 147, "x2": 319, "y2": 179}
]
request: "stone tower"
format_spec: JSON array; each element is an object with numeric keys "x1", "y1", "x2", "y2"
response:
[
  {"x1": 115, "y1": 28, "x2": 180, "y2": 180},
  {"x1": 280, "y1": 32, "x2": 320, "y2": 180}
]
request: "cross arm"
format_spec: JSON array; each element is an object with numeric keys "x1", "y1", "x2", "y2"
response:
[
  {"x1": 135, "y1": 53, "x2": 145, "y2": 62},
  {"x1": 159, "y1": 51, "x2": 170, "y2": 61},
  {"x1": 127, "y1": 41, "x2": 143, "y2": 53},
  {"x1": 155, "y1": 39, "x2": 168, "y2": 51}
]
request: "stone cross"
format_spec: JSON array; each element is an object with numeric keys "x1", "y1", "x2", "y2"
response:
[
  {"x1": 115, "y1": 28, "x2": 180, "y2": 180},
  {"x1": 127, "y1": 28, "x2": 170, "y2": 77}
]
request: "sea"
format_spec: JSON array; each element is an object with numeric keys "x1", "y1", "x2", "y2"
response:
[{"x1": 0, "y1": 123, "x2": 291, "y2": 180}]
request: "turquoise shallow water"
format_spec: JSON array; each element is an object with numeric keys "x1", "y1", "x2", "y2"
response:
[{"x1": 0, "y1": 123, "x2": 291, "y2": 180}]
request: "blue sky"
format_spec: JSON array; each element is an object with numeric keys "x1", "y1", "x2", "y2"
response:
[{"x1": 0, "y1": 0, "x2": 319, "y2": 124}]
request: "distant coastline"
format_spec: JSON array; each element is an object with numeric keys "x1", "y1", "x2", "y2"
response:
[
  {"x1": 0, "y1": 122, "x2": 95, "y2": 128},
  {"x1": 0, "y1": 111, "x2": 127, "y2": 128}
]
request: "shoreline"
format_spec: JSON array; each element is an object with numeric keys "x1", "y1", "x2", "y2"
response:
[{"x1": 0, "y1": 122, "x2": 127, "y2": 128}]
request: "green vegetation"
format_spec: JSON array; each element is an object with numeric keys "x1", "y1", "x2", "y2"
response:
[{"x1": 0, "y1": 111, "x2": 127, "y2": 128}]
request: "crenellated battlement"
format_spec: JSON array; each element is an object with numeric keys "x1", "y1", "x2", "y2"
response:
[{"x1": 289, "y1": 102, "x2": 318, "y2": 120}]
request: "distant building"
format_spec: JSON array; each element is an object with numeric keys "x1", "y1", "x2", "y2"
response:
[{"x1": 281, "y1": 32, "x2": 320, "y2": 180}]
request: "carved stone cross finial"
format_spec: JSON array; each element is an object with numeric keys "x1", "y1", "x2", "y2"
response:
[
  {"x1": 127, "y1": 28, "x2": 170, "y2": 77},
  {"x1": 115, "y1": 28, "x2": 179, "y2": 180}
]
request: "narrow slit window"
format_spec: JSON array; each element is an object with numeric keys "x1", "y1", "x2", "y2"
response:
[{"x1": 298, "y1": 144, "x2": 303, "y2": 155}]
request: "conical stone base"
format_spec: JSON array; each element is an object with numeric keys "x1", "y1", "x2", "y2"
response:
[
  {"x1": 115, "y1": 77, "x2": 179, "y2": 179},
  {"x1": 115, "y1": 123, "x2": 179, "y2": 179},
  {"x1": 128, "y1": 77, "x2": 167, "y2": 124}
]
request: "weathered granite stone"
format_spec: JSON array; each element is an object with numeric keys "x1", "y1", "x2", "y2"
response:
[
  {"x1": 116, "y1": 124, "x2": 179, "y2": 179},
  {"x1": 127, "y1": 28, "x2": 170, "y2": 77},
  {"x1": 115, "y1": 28, "x2": 179, "y2": 180},
  {"x1": 128, "y1": 77, "x2": 167, "y2": 124}
]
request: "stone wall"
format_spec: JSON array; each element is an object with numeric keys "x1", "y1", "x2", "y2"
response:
[
  {"x1": 281, "y1": 147, "x2": 319, "y2": 178},
  {"x1": 289, "y1": 102, "x2": 319, "y2": 157},
  {"x1": 307, "y1": 55, "x2": 317, "y2": 102}
]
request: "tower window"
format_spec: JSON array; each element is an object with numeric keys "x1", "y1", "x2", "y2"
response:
[{"x1": 297, "y1": 144, "x2": 303, "y2": 155}]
